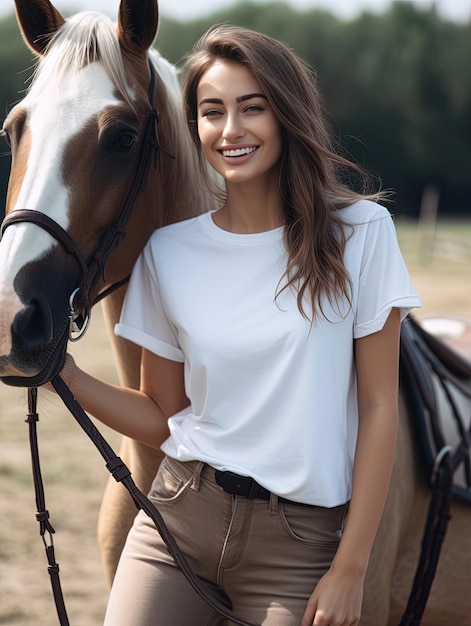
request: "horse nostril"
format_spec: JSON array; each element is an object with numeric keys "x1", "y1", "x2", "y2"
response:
[{"x1": 11, "y1": 297, "x2": 54, "y2": 350}]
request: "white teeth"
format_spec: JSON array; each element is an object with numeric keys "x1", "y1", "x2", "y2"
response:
[{"x1": 222, "y1": 146, "x2": 257, "y2": 157}]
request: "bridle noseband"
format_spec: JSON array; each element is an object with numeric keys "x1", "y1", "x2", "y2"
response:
[
  {"x1": 0, "y1": 60, "x2": 161, "y2": 341},
  {"x1": 1, "y1": 208, "x2": 92, "y2": 341}
]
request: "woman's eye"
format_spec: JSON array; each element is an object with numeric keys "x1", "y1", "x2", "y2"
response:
[
  {"x1": 202, "y1": 109, "x2": 222, "y2": 118},
  {"x1": 244, "y1": 105, "x2": 263, "y2": 114}
]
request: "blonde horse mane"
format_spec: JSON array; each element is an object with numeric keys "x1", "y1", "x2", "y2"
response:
[
  {"x1": 34, "y1": 12, "x2": 133, "y2": 104},
  {"x1": 30, "y1": 10, "x2": 213, "y2": 223}
]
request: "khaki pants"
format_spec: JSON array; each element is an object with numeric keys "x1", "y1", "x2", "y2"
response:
[{"x1": 104, "y1": 456, "x2": 348, "y2": 626}]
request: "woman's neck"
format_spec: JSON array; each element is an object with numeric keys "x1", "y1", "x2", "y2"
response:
[{"x1": 214, "y1": 180, "x2": 283, "y2": 234}]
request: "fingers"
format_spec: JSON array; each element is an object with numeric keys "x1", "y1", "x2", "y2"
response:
[
  {"x1": 307, "y1": 609, "x2": 360, "y2": 626},
  {"x1": 42, "y1": 353, "x2": 77, "y2": 391},
  {"x1": 302, "y1": 604, "x2": 360, "y2": 626},
  {"x1": 59, "y1": 353, "x2": 77, "y2": 386}
]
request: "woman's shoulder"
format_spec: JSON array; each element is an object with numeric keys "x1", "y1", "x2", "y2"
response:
[
  {"x1": 146, "y1": 212, "x2": 212, "y2": 250},
  {"x1": 336, "y1": 199, "x2": 392, "y2": 226},
  {"x1": 154, "y1": 212, "x2": 210, "y2": 238}
]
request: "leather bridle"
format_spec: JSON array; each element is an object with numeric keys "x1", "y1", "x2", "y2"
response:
[
  {"x1": 2, "y1": 61, "x2": 260, "y2": 626},
  {"x1": 1, "y1": 60, "x2": 161, "y2": 342}
]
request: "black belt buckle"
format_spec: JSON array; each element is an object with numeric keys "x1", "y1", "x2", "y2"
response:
[
  {"x1": 215, "y1": 470, "x2": 261, "y2": 499},
  {"x1": 215, "y1": 469, "x2": 311, "y2": 507}
]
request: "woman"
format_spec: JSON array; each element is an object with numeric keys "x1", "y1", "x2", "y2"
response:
[{"x1": 57, "y1": 26, "x2": 421, "y2": 626}]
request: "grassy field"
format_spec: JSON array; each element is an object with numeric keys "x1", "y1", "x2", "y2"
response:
[
  {"x1": 0, "y1": 218, "x2": 470, "y2": 625},
  {"x1": 396, "y1": 218, "x2": 471, "y2": 319}
]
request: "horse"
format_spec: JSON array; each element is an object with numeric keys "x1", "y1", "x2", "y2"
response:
[
  {"x1": 0, "y1": 2, "x2": 470, "y2": 625},
  {"x1": 0, "y1": 0, "x2": 215, "y2": 592}
]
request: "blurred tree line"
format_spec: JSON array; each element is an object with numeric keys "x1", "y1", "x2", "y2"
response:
[{"x1": 1, "y1": 1, "x2": 470, "y2": 217}]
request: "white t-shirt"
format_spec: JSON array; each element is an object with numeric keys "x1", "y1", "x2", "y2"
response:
[{"x1": 115, "y1": 200, "x2": 421, "y2": 507}]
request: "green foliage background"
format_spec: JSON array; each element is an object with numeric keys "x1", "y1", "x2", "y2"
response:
[{"x1": 1, "y1": 1, "x2": 470, "y2": 217}]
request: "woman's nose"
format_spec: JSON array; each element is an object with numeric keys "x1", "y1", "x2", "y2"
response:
[{"x1": 222, "y1": 114, "x2": 244, "y2": 140}]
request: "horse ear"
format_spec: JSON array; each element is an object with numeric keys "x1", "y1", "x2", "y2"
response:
[
  {"x1": 14, "y1": 0, "x2": 65, "y2": 56},
  {"x1": 117, "y1": 0, "x2": 159, "y2": 55}
]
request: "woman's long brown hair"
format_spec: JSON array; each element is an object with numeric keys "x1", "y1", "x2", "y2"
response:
[{"x1": 182, "y1": 25, "x2": 384, "y2": 320}]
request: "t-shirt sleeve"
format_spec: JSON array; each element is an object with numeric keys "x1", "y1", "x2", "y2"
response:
[
  {"x1": 114, "y1": 244, "x2": 184, "y2": 362},
  {"x1": 354, "y1": 210, "x2": 422, "y2": 339}
]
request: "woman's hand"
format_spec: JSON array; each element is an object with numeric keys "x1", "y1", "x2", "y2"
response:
[
  {"x1": 301, "y1": 567, "x2": 363, "y2": 626},
  {"x1": 41, "y1": 349, "x2": 179, "y2": 449},
  {"x1": 43, "y1": 353, "x2": 78, "y2": 393},
  {"x1": 58, "y1": 353, "x2": 78, "y2": 386}
]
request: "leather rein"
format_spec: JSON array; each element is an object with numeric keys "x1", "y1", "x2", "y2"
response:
[{"x1": 2, "y1": 61, "x2": 259, "y2": 626}]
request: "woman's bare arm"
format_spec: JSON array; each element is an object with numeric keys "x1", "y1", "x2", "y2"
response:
[
  {"x1": 302, "y1": 307, "x2": 401, "y2": 626},
  {"x1": 56, "y1": 348, "x2": 188, "y2": 449}
]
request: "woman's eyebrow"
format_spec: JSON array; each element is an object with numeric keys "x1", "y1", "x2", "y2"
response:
[
  {"x1": 237, "y1": 93, "x2": 267, "y2": 103},
  {"x1": 198, "y1": 93, "x2": 267, "y2": 107}
]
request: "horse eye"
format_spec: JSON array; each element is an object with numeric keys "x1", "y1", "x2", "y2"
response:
[{"x1": 114, "y1": 133, "x2": 136, "y2": 151}]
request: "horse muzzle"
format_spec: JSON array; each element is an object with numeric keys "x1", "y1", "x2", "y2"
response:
[
  {"x1": 0, "y1": 323, "x2": 69, "y2": 388},
  {"x1": 0, "y1": 240, "x2": 78, "y2": 387}
]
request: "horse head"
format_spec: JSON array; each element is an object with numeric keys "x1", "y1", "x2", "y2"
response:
[{"x1": 0, "y1": 0, "x2": 203, "y2": 387}]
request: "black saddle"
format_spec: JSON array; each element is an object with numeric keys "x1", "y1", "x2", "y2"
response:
[{"x1": 400, "y1": 315, "x2": 471, "y2": 504}]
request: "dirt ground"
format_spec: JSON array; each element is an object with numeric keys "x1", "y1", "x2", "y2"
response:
[{"x1": 0, "y1": 219, "x2": 470, "y2": 626}]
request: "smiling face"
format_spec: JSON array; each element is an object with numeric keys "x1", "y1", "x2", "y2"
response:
[{"x1": 196, "y1": 60, "x2": 282, "y2": 188}]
